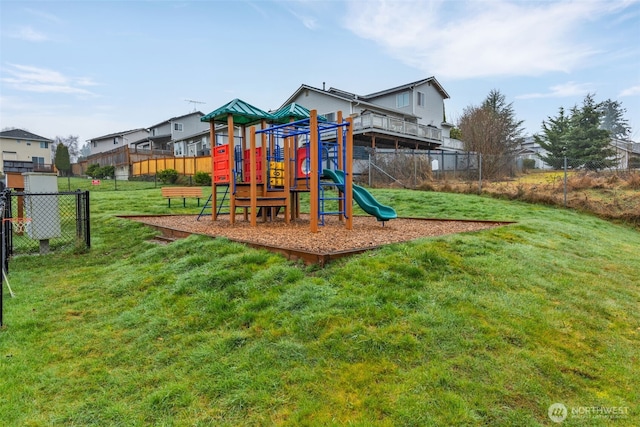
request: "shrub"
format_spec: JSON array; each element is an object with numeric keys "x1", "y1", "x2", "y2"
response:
[
  {"x1": 194, "y1": 171, "x2": 212, "y2": 186},
  {"x1": 86, "y1": 163, "x2": 101, "y2": 178},
  {"x1": 98, "y1": 165, "x2": 115, "y2": 179},
  {"x1": 157, "y1": 169, "x2": 179, "y2": 184},
  {"x1": 522, "y1": 158, "x2": 536, "y2": 171},
  {"x1": 624, "y1": 172, "x2": 640, "y2": 190},
  {"x1": 567, "y1": 173, "x2": 595, "y2": 191}
]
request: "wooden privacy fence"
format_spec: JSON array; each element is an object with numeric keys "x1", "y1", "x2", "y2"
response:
[{"x1": 132, "y1": 156, "x2": 211, "y2": 176}]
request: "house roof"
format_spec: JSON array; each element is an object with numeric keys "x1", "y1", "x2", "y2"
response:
[
  {"x1": 89, "y1": 128, "x2": 147, "y2": 142},
  {"x1": 201, "y1": 98, "x2": 274, "y2": 125},
  {"x1": 363, "y1": 77, "x2": 450, "y2": 100},
  {"x1": 0, "y1": 128, "x2": 52, "y2": 142},
  {"x1": 279, "y1": 84, "x2": 420, "y2": 119},
  {"x1": 148, "y1": 111, "x2": 204, "y2": 130},
  {"x1": 171, "y1": 128, "x2": 212, "y2": 143}
]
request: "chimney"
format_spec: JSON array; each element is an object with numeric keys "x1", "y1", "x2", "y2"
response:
[{"x1": 323, "y1": 82, "x2": 326, "y2": 91}]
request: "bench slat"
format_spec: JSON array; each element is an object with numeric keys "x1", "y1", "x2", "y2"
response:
[{"x1": 161, "y1": 187, "x2": 203, "y2": 207}]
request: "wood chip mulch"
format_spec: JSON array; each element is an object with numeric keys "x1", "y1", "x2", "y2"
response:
[{"x1": 127, "y1": 214, "x2": 507, "y2": 254}]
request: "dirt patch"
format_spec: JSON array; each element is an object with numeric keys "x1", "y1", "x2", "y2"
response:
[{"x1": 126, "y1": 214, "x2": 507, "y2": 261}]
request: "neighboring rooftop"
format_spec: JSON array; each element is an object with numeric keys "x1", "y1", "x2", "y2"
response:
[{"x1": 0, "y1": 129, "x2": 53, "y2": 142}]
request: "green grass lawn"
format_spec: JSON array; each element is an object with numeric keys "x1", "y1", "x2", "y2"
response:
[{"x1": 0, "y1": 180, "x2": 638, "y2": 426}]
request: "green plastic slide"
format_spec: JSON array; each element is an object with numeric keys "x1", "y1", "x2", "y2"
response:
[{"x1": 322, "y1": 169, "x2": 397, "y2": 222}]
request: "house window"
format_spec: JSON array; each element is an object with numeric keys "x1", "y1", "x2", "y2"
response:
[
  {"x1": 417, "y1": 91, "x2": 425, "y2": 107},
  {"x1": 114, "y1": 137, "x2": 119, "y2": 144},
  {"x1": 33, "y1": 157, "x2": 45, "y2": 165},
  {"x1": 27, "y1": 142, "x2": 31, "y2": 146},
  {"x1": 174, "y1": 123, "x2": 183, "y2": 132},
  {"x1": 40, "y1": 142, "x2": 49, "y2": 149},
  {"x1": 396, "y1": 92, "x2": 409, "y2": 108},
  {"x1": 324, "y1": 112, "x2": 336, "y2": 122},
  {"x1": 92, "y1": 141, "x2": 97, "y2": 147}
]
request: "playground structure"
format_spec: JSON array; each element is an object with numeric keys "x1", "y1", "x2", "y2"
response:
[{"x1": 201, "y1": 99, "x2": 396, "y2": 233}]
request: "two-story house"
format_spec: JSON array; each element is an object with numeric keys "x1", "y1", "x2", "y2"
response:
[
  {"x1": 87, "y1": 128, "x2": 149, "y2": 156},
  {"x1": 132, "y1": 111, "x2": 209, "y2": 153},
  {"x1": 0, "y1": 129, "x2": 54, "y2": 175},
  {"x1": 172, "y1": 129, "x2": 212, "y2": 157},
  {"x1": 280, "y1": 77, "x2": 455, "y2": 151}
]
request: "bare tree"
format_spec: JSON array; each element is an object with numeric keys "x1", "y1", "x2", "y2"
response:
[
  {"x1": 458, "y1": 90, "x2": 524, "y2": 179},
  {"x1": 51, "y1": 135, "x2": 80, "y2": 163}
]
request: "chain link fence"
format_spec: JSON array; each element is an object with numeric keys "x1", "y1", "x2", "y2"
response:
[
  {"x1": 3, "y1": 190, "x2": 90, "y2": 259},
  {"x1": 57, "y1": 172, "x2": 204, "y2": 192},
  {"x1": 358, "y1": 149, "x2": 639, "y2": 204},
  {"x1": 1, "y1": 189, "x2": 90, "y2": 326}
]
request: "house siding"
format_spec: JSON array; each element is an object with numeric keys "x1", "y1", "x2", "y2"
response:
[
  {"x1": 366, "y1": 91, "x2": 412, "y2": 116},
  {"x1": 291, "y1": 90, "x2": 353, "y2": 118},
  {"x1": 152, "y1": 122, "x2": 171, "y2": 137},
  {"x1": 90, "y1": 129, "x2": 149, "y2": 155},
  {"x1": 416, "y1": 82, "x2": 446, "y2": 127},
  {"x1": 169, "y1": 115, "x2": 208, "y2": 139},
  {"x1": 0, "y1": 136, "x2": 52, "y2": 173}
]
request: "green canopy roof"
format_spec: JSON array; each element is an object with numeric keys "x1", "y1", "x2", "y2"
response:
[
  {"x1": 271, "y1": 103, "x2": 311, "y2": 122},
  {"x1": 201, "y1": 98, "x2": 274, "y2": 125},
  {"x1": 271, "y1": 103, "x2": 328, "y2": 123}
]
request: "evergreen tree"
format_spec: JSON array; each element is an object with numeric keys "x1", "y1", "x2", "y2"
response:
[
  {"x1": 566, "y1": 94, "x2": 616, "y2": 170},
  {"x1": 534, "y1": 107, "x2": 570, "y2": 169},
  {"x1": 54, "y1": 143, "x2": 71, "y2": 176},
  {"x1": 481, "y1": 89, "x2": 525, "y2": 155},
  {"x1": 599, "y1": 99, "x2": 631, "y2": 140}
]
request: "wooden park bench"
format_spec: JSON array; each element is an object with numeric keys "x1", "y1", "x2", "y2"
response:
[{"x1": 161, "y1": 187, "x2": 203, "y2": 207}]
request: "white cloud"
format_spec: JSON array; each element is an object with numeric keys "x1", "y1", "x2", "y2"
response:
[
  {"x1": 343, "y1": 0, "x2": 634, "y2": 80},
  {"x1": 24, "y1": 8, "x2": 63, "y2": 24},
  {"x1": 286, "y1": 8, "x2": 319, "y2": 30},
  {"x1": 10, "y1": 26, "x2": 49, "y2": 42},
  {"x1": 619, "y1": 85, "x2": 640, "y2": 97},
  {"x1": 1, "y1": 64, "x2": 98, "y2": 96},
  {"x1": 516, "y1": 81, "x2": 594, "y2": 99}
]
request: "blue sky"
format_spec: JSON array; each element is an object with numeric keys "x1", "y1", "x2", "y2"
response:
[{"x1": 1, "y1": 0, "x2": 639, "y2": 147}]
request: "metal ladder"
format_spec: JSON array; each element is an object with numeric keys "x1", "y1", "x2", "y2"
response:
[{"x1": 196, "y1": 184, "x2": 230, "y2": 221}]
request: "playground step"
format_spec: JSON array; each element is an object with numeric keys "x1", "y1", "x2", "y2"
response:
[{"x1": 235, "y1": 197, "x2": 288, "y2": 207}]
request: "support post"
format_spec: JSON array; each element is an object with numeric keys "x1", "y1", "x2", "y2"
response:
[
  {"x1": 478, "y1": 153, "x2": 482, "y2": 194},
  {"x1": 228, "y1": 114, "x2": 236, "y2": 224},
  {"x1": 250, "y1": 127, "x2": 258, "y2": 227},
  {"x1": 337, "y1": 111, "x2": 344, "y2": 222},
  {"x1": 310, "y1": 110, "x2": 319, "y2": 233},
  {"x1": 261, "y1": 120, "x2": 267, "y2": 196},
  {"x1": 284, "y1": 132, "x2": 291, "y2": 224},
  {"x1": 210, "y1": 121, "x2": 217, "y2": 221},
  {"x1": 345, "y1": 117, "x2": 354, "y2": 230}
]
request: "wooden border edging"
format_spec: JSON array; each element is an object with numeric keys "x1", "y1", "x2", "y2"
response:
[{"x1": 118, "y1": 215, "x2": 514, "y2": 267}]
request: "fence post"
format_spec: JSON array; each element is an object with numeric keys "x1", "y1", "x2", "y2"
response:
[
  {"x1": 478, "y1": 153, "x2": 482, "y2": 194},
  {"x1": 413, "y1": 150, "x2": 418, "y2": 188},
  {"x1": 0, "y1": 190, "x2": 8, "y2": 327},
  {"x1": 454, "y1": 152, "x2": 458, "y2": 180},
  {"x1": 84, "y1": 191, "x2": 91, "y2": 248},
  {"x1": 564, "y1": 156, "x2": 568, "y2": 208},
  {"x1": 368, "y1": 152, "x2": 372, "y2": 187}
]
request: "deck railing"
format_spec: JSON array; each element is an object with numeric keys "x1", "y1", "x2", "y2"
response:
[{"x1": 352, "y1": 112, "x2": 442, "y2": 141}]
